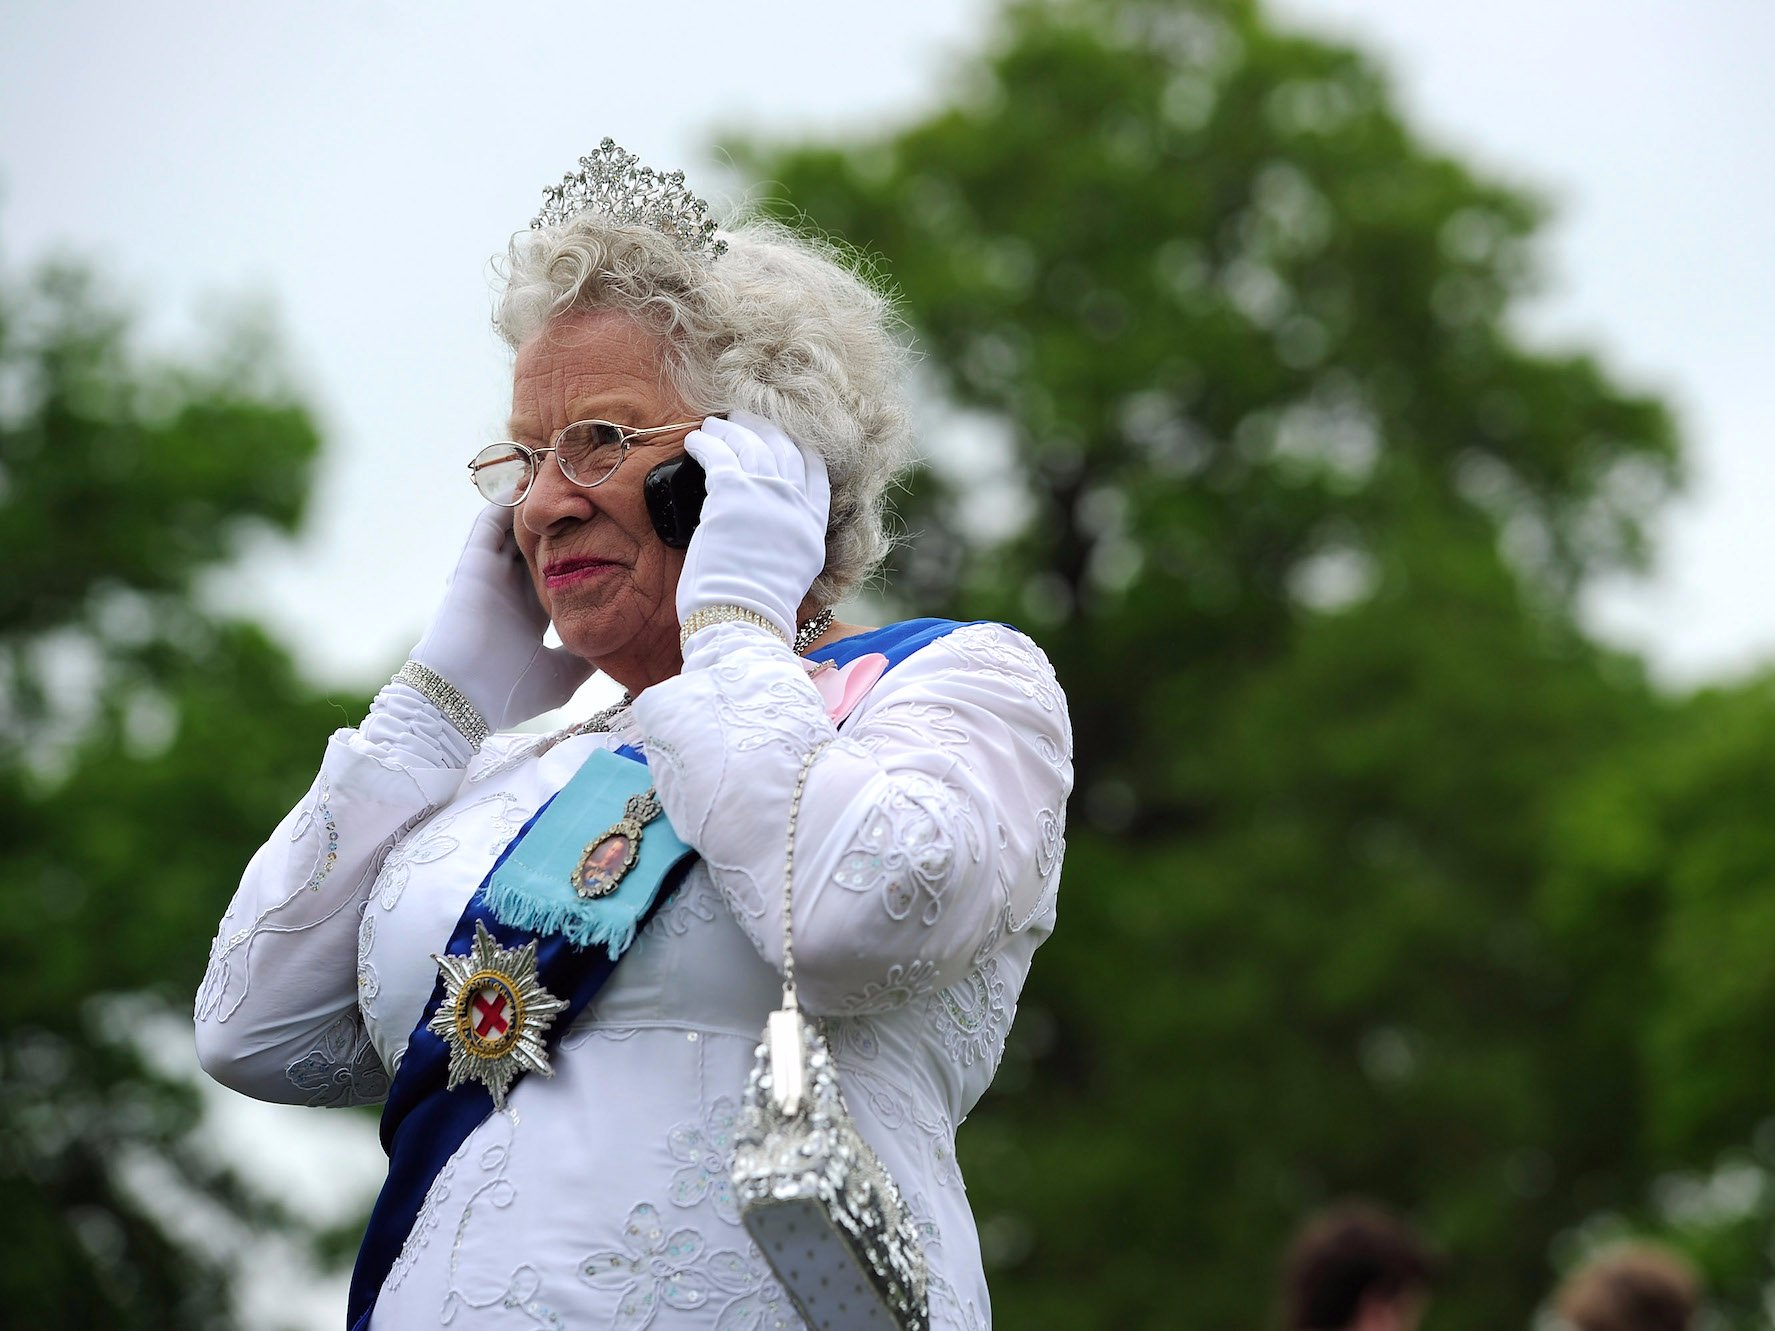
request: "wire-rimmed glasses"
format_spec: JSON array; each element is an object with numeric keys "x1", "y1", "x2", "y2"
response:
[{"x1": 467, "y1": 418, "x2": 702, "y2": 506}]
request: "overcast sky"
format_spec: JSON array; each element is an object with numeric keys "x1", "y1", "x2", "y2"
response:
[
  {"x1": 5, "y1": 1, "x2": 1772, "y2": 696},
  {"x1": 5, "y1": 2, "x2": 1770, "y2": 1325}
]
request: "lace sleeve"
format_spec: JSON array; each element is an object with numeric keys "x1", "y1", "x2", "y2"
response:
[
  {"x1": 193, "y1": 685, "x2": 473, "y2": 1105},
  {"x1": 630, "y1": 620, "x2": 1073, "y2": 1014}
]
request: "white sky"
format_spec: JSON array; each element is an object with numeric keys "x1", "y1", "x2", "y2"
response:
[
  {"x1": 4, "y1": 1, "x2": 1772, "y2": 692},
  {"x1": 4, "y1": 2, "x2": 1769, "y2": 1325}
]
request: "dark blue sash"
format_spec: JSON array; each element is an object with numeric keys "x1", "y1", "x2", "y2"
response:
[
  {"x1": 346, "y1": 744, "x2": 690, "y2": 1330},
  {"x1": 347, "y1": 620, "x2": 975, "y2": 1327}
]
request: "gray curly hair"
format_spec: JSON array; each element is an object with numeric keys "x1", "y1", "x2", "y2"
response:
[{"x1": 493, "y1": 215, "x2": 916, "y2": 609}]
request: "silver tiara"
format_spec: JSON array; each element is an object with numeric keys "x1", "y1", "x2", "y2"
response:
[{"x1": 531, "y1": 138, "x2": 727, "y2": 260}]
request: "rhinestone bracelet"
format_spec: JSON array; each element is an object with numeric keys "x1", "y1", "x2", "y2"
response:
[
  {"x1": 679, "y1": 604, "x2": 789, "y2": 650},
  {"x1": 395, "y1": 660, "x2": 491, "y2": 752}
]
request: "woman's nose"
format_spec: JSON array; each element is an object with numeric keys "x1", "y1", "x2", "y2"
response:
[{"x1": 517, "y1": 450, "x2": 594, "y2": 535}]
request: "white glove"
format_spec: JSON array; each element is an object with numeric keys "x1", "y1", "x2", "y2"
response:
[
  {"x1": 678, "y1": 411, "x2": 831, "y2": 641},
  {"x1": 411, "y1": 504, "x2": 595, "y2": 729}
]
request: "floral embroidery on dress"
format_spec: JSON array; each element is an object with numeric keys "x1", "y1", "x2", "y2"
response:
[
  {"x1": 1009, "y1": 805, "x2": 1067, "y2": 933},
  {"x1": 374, "y1": 792, "x2": 527, "y2": 910},
  {"x1": 194, "y1": 923, "x2": 252, "y2": 1022},
  {"x1": 375, "y1": 821, "x2": 456, "y2": 911},
  {"x1": 1036, "y1": 727, "x2": 1069, "y2": 771},
  {"x1": 929, "y1": 1286, "x2": 988, "y2": 1331},
  {"x1": 943, "y1": 623, "x2": 1065, "y2": 715},
  {"x1": 489, "y1": 1266, "x2": 567, "y2": 1329},
  {"x1": 642, "y1": 870, "x2": 721, "y2": 941},
  {"x1": 442, "y1": 1264, "x2": 563, "y2": 1329},
  {"x1": 849, "y1": 699, "x2": 972, "y2": 757},
  {"x1": 707, "y1": 1246, "x2": 799, "y2": 1331},
  {"x1": 932, "y1": 956, "x2": 1012, "y2": 1070},
  {"x1": 466, "y1": 736, "x2": 548, "y2": 785},
  {"x1": 485, "y1": 795, "x2": 529, "y2": 856},
  {"x1": 1034, "y1": 809, "x2": 1063, "y2": 882},
  {"x1": 440, "y1": 1117, "x2": 552, "y2": 1323},
  {"x1": 832, "y1": 776, "x2": 965, "y2": 927},
  {"x1": 842, "y1": 1064, "x2": 963, "y2": 1189},
  {"x1": 710, "y1": 666, "x2": 832, "y2": 761},
  {"x1": 910, "y1": 1192, "x2": 993, "y2": 1329},
  {"x1": 356, "y1": 910, "x2": 380, "y2": 1004},
  {"x1": 824, "y1": 1013, "x2": 881, "y2": 1062},
  {"x1": 668, "y1": 1097, "x2": 741, "y2": 1224},
  {"x1": 387, "y1": 1154, "x2": 457, "y2": 1291},
  {"x1": 201, "y1": 778, "x2": 404, "y2": 1024},
  {"x1": 284, "y1": 1010, "x2": 388, "y2": 1107},
  {"x1": 839, "y1": 959, "x2": 942, "y2": 1014},
  {"x1": 581, "y1": 1202, "x2": 712, "y2": 1331}
]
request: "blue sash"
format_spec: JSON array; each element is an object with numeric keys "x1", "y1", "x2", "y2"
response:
[
  {"x1": 347, "y1": 619, "x2": 976, "y2": 1328},
  {"x1": 811, "y1": 617, "x2": 974, "y2": 673}
]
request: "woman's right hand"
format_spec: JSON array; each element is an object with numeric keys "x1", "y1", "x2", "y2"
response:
[{"x1": 410, "y1": 503, "x2": 595, "y2": 729}]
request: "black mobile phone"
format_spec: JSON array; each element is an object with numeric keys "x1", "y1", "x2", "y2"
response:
[{"x1": 644, "y1": 454, "x2": 707, "y2": 548}]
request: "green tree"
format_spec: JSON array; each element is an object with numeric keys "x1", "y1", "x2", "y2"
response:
[
  {"x1": 0, "y1": 256, "x2": 360, "y2": 1325},
  {"x1": 1540, "y1": 676, "x2": 1775, "y2": 1327},
  {"x1": 732, "y1": 0, "x2": 1680, "y2": 1325}
]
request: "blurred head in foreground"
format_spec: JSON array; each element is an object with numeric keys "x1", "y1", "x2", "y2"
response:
[
  {"x1": 1281, "y1": 1201, "x2": 1439, "y2": 1331},
  {"x1": 1554, "y1": 1244, "x2": 1700, "y2": 1331}
]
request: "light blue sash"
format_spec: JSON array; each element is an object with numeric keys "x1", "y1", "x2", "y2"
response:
[{"x1": 482, "y1": 749, "x2": 690, "y2": 954}]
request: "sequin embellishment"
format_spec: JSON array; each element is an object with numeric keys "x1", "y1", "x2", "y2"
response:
[{"x1": 301, "y1": 781, "x2": 339, "y2": 892}]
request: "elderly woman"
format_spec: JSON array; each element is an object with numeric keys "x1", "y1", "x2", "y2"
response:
[{"x1": 196, "y1": 141, "x2": 1072, "y2": 1331}]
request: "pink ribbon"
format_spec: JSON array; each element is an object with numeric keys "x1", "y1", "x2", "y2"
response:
[{"x1": 804, "y1": 652, "x2": 888, "y2": 724}]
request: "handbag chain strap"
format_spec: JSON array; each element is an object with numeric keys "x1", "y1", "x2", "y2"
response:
[{"x1": 779, "y1": 739, "x2": 834, "y2": 1014}]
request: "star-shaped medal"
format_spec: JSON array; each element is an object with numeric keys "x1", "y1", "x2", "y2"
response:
[{"x1": 427, "y1": 921, "x2": 568, "y2": 1108}]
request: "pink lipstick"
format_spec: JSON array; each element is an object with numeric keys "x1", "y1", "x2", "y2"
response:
[{"x1": 543, "y1": 556, "x2": 618, "y2": 589}]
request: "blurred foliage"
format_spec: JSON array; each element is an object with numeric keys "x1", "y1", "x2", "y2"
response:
[
  {"x1": 730, "y1": 0, "x2": 1775, "y2": 1326},
  {"x1": 0, "y1": 255, "x2": 361, "y2": 1325},
  {"x1": 1541, "y1": 679, "x2": 1775, "y2": 1328}
]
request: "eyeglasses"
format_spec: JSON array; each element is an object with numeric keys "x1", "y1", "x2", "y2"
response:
[{"x1": 467, "y1": 418, "x2": 702, "y2": 506}]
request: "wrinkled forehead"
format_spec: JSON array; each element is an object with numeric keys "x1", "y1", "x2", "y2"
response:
[{"x1": 507, "y1": 310, "x2": 682, "y2": 438}]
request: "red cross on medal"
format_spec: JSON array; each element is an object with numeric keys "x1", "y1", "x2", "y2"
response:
[
  {"x1": 427, "y1": 921, "x2": 568, "y2": 1108},
  {"x1": 472, "y1": 986, "x2": 511, "y2": 1039}
]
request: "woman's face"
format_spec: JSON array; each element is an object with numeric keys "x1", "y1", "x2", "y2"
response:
[{"x1": 509, "y1": 310, "x2": 696, "y2": 690}]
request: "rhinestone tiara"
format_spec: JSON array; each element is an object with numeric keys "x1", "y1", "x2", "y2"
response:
[{"x1": 531, "y1": 138, "x2": 727, "y2": 260}]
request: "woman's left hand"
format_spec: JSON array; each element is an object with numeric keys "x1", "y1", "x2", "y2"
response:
[{"x1": 677, "y1": 411, "x2": 830, "y2": 642}]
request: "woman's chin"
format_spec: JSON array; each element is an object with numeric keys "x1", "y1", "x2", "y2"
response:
[
  {"x1": 551, "y1": 622, "x2": 607, "y2": 667},
  {"x1": 551, "y1": 614, "x2": 645, "y2": 682}
]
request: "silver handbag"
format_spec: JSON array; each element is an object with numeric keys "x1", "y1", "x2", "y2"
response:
[{"x1": 731, "y1": 742, "x2": 929, "y2": 1330}]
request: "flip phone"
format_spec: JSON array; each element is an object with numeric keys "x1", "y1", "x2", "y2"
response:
[{"x1": 643, "y1": 454, "x2": 707, "y2": 548}]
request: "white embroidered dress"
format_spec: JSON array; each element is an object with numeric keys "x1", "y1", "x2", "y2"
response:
[{"x1": 196, "y1": 620, "x2": 1072, "y2": 1330}]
